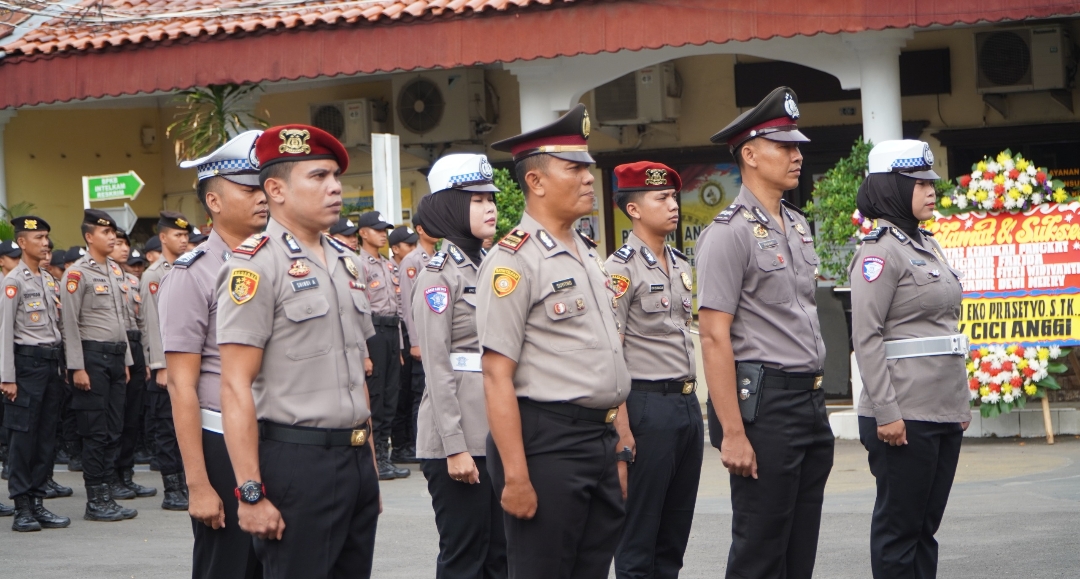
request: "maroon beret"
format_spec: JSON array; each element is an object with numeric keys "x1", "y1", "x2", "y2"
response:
[
  {"x1": 253, "y1": 124, "x2": 349, "y2": 173},
  {"x1": 614, "y1": 161, "x2": 683, "y2": 193}
]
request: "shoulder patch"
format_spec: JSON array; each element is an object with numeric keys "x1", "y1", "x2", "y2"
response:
[
  {"x1": 610, "y1": 274, "x2": 630, "y2": 299},
  {"x1": 426, "y1": 252, "x2": 448, "y2": 271},
  {"x1": 714, "y1": 203, "x2": 741, "y2": 224},
  {"x1": 228, "y1": 269, "x2": 260, "y2": 305},
  {"x1": 173, "y1": 248, "x2": 206, "y2": 269},
  {"x1": 919, "y1": 228, "x2": 935, "y2": 237},
  {"x1": 498, "y1": 229, "x2": 530, "y2": 253},
  {"x1": 447, "y1": 245, "x2": 466, "y2": 264},
  {"x1": 889, "y1": 227, "x2": 910, "y2": 243},
  {"x1": 781, "y1": 198, "x2": 805, "y2": 216},
  {"x1": 576, "y1": 229, "x2": 597, "y2": 248},
  {"x1": 862, "y1": 227, "x2": 887, "y2": 242},
  {"x1": 234, "y1": 233, "x2": 268, "y2": 256},
  {"x1": 612, "y1": 244, "x2": 635, "y2": 263},
  {"x1": 669, "y1": 245, "x2": 688, "y2": 262},
  {"x1": 323, "y1": 234, "x2": 347, "y2": 253},
  {"x1": 5, "y1": 285, "x2": 17, "y2": 299}
]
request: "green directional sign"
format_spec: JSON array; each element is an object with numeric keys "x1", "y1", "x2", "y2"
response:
[{"x1": 82, "y1": 171, "x2": 144, "y2": 203}]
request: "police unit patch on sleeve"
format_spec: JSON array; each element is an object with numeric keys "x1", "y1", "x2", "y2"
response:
[
  {"x1": 66, "y1": 271, "x2": 81, "y2": 294},
  {"x1": 228, "y1": 269, "x2": 260, "y2": 305},
  {"x1": 492, "y1": 267, "x2": 521, "y2": 297},
  {"x1": 426, "y1": 252, "x2": 448, "y2": 271},
  {"x1": 5, "y1": 285, "x2": 16, "y2": 299},
  {"x1": 612, "y1": 245, "x2": 635, "y2": 263},
  {"x1": 406, "y1": 267, "x2": 417, "y2": 279},
  {"x1": 862, "y1": 257, "x2": 885, "y2": 282},
  {"x1": 149, "y1": 282, "x2": 159, "y2": 295},
  {"x1": 498, "y1": 229, "x2": 530, "y2": 252},
  {"x1": 610, "y1": 275, "x2": 630, "y2": 298},
  {"x1": 234, "y1": 234, "x2": 268, "y2": 256},
  {"x1": 425, "y1": 286, "x2": 450, "y2": 314}
]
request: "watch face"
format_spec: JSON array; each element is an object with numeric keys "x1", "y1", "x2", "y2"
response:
[{"x1": 240, "y1": 482, "x2": 262, "y2": 503}]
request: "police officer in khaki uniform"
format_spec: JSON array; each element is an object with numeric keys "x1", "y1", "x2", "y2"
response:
[
  {"x1": 389, "y1": 225, "x2": 420, "y2": 464},
  {"x1": 357, "y1": 210, "x2": 410, "y2": 480},
  {"x1": 162, "y1": 130, "x2": 266, "y2": 579},
  {"x1": 414, "y1": 154, "x2": 506, "y2": 579},
  {"x1": 217, "y1": 124, "x2": 381, "y2": 579},
  {"x1": 697, "y1": 87, "x2": 833, "y2": 579},
  {"x1": 141, "y1": 211, "x2": 191, "y2": 510},
  {"x1": 61, "y1": 209, "x2": 138, "y2": 522},
  {"x1": 479, "y1": 104, "x2": 631, "y2": 579},
  {"x1": 1, "y1": 216, "x2": 71, "y2": 531},
  {"x1": 329, "y1": 217, "x2": 359, "y2": 251},
  {"x1": 397, "y1": 213, "x2": 436, "y2": 465},
  {"x1": 606, "y1": 162, "x2": 702, "y2": 579},
  {"x1": 850, "y1": 140, "x2": 970, "y2": 579}
]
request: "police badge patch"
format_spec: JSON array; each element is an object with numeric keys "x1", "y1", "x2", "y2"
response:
[
  {"x1": 425, "y1": 286, "x2": 449, "y2": 314},
  {"x1": 229, "y1": 269, "x2": 260, "y2": 305},
  {"x1": 862, "y1": 257, "x2": 885, "y2": 283}
]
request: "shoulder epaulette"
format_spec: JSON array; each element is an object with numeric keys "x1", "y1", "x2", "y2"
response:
[
  {"x1": 920, "y1": 228, "x2": 934, "y2": 237},
  {"x1": 323, "y1": 234, "x2": 347, "y2": 253},
  {"x1": 447, "y1": 245, "x2": 466, "y2": 264},
  {"x1": 714, "y1": 203, "x2": 741, "y2": 223},
  {"x1": 781, "y1": 198, "x2": 805, "y2": 216},
  {"x1": 889, "y1": 227, "x2": 910, "y2": 244},
  {"x1": 862, "y1": 227, "x2": 887, "y2": 242},
  {"x1": 173, "y1": 248, "x2": 207, "y2": 269},
  {"x1": 233, "y1": 233, "x2": 268, "y2": 256},
  {"x1": 576, "y1": 229, "x2": 597, "y2": 248},
  {"x1": 669, "y1": 246, "x2": 689, "y2": 261},
  {"x1": 611, "y1": 244, "x2": 635, "y2": 263},
  {"x1": 498, "y1": 229, "x2": 530, "y2": 253},
  {"x1": 427, "y1": 252, "x2": 448, "y2": 271}
]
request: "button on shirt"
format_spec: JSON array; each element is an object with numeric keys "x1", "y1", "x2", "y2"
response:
[
  {"x1": 477, "y1": 213, "x2": 630, "y2": 410},
  {"x1": 359, "y1": 247, "x2": 398, "y2": 317},
  {"x1": 398, "y1": 248, "x2": 431, "y2": 347},
  {"x1": 140, "y1": 258, "x2": 171, "y2": 370},
  {"x1": 1, "y1": 262, "x2": 63, "y2": 382},
  {"x1": 606, "y1": 233, "x2": 696, "y2": 381},
  {"x1": 61, "y1": 255, "x2": 133, "y2": 369},
  {"x1": 216, "y1": 219, "x2": 376, "y2": 428},
  {"x1": 696, "y1": 186, "x2": 825, "y2": 373}
]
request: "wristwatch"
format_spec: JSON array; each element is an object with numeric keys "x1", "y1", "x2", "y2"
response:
[
  {"x1": 235, "y1": 480, "x2": 265, "y2": 504},
  {"x1": 616, "y1": 446, "x2": 634, "y2": 464}
]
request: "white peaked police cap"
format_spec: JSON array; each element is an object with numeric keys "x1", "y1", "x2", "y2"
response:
[
  {"x1": 867, "y1": 140, "x2": 940, "y2": 180},
  {"x1": 427, "y1": 154, "x2": 499, "y2": 194},
  {"x1": 179, "y1": 130, "x2": 264, "y2": 187}
]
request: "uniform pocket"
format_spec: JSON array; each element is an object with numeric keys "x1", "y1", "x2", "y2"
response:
[
  {"x1": 541, "y1": 292, "x2": 597, "y2": 352},
  {"x1": 350, "y1": 291, "x2": 371, "y2": 316},
  {"x1": 283, "y1": 296, "x2": 332, "y2": 360},
  {"x1": 2, "y1": 404, "x2": 30, "y2": 433},
  {"x1": 638, "y1": 296, "x2": 673, "y2": 336},
  {"x1": 753, "y1": 251, "x2": 791, "y2": 304},
  {"x1": 24, "y1": 301, "x2": 47, "y2": 326},
  {"x1": 911, "y1": 271, "x2": 947, "y2": 309}
]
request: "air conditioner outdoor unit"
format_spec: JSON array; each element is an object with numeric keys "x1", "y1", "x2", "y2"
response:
[
  {"x1": 308, "y1": 99, "x2": 385, "y2": 147},
  {"x1": 975, "y1": 25, "x2": 1071, "y2": 94},
  {"x1": 391, "y1": 69, "x2": 486, "y2": 145},
  {"x1": 593, "y1": 63, "x2": 681, "y2": 125}
]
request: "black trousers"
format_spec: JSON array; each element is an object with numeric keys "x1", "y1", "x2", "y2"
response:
[
  {"x1": 5, "y1": 354, "x2": 63, "y2": 499},
  {"x1": 391, "y1": 332, "x2": 415, "y2": 450},
  {"x1": 71, "y1": 344, "x2": 128, "y2": 486},
  {"x1": 422, "y1": 457, "x2": 507, "y2": 579},
  {"x1": 615, "y1": 391, "x2": 704, "y2": 579},
  {"x1": 709, "y1": 388, "x2": 834, "y2": 579},
  {"x1": 148, "y1": 370, "x2": 183, "y2": 476},
  {"x1": 192, "y1": 429, "x2": 262, "y2": 579},
  {"x1": 859, "y1": 417, "x2": 963, "y2": 579},
  {"x1": 487, "y1": 401, "x2": 625, "y2": 579},
  {"x1": 366, "y1": 324, "x2": 401, "y2": 448},
  {"x1": 117, "y1": 339, "x2": 147, "y2": 472},
  {"x1": 254, "y1": 439, "x2": 380, "y2": 579}
]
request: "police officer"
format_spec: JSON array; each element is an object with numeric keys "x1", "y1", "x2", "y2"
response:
[
  {"x1": 357, "y1": 210, "x2": 410, "y2": 480},
  {"x1": 124, "y1": 249, "x2": 147, "y2": 279},
  {"x1": 329, "y1": 217, "x2": 360, "y2": 251},
  {"x1": 61, "y1": 209, "x2": 138, "y2": 522},
  {"x1": 697, "y1": 87, "x2": 833, "y2": 579},
  {"x1": 414, "y1": 154, "x2": 506, "y2": 578},
  {"x1": 0, "y1": 240, "x2": 21, "y2": 275},
  {"x1": 141, "y1": 211, "x2": 191, "y2": 510},
  {"x1": 0, "y1": 216, "x2": 71, "y2": 531},
  {"x1": 389, "y1": 224, "x2": 420, "y2": 464},
  {"x1": 144, "y1": 236, "x2": 163, "y2": 265},
  {"x1": 850, "y1": 140, "x2": 970, "y2": 579},
  {"x1": 397, "y1": 214, "x2": 436, "y2": 466},
  {"x1": 479, "y1": 104, "x2": 630, "y2": 579},
  {"x1": 46, "y1": 250, "x2": 67, "y2": 283},
  {"x1": 606, "y1": 162, "x2": 702, "y2": 579},
  {"x1": 161, "y1": 130, "x2": 266, "y2": 579},
  {"x1": 217, "y1": 124, "x2": 380, "y2": 578},
  {"x1": 58, "y1": 246, "x2": 87, "y2": 473}
]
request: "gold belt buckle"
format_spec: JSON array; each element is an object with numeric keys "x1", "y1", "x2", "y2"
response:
[
  {"x1": 682, "y1": 381, "x2": 695, "y2": 395},
  {"x1": 605, "y1": 408, "x2": 618, "y2": 423},
  {"x1": 813, "y1": 376, "x2": 823, "y2": 390},
  {"x1": 350, "y1": 429, "x2": 368, "y2": 446}
]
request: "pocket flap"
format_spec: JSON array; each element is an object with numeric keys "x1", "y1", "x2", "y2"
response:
[
  {"x1": 639, "y1": 296, "x2": 670, "y2": 313},
  {"x1": 910, "y1": 270, "x2": 943, "y2": 286},
  {"x1": 754, "y1": 250, "x2": 787, "y2": 272},
  {"x1": 284, "y1": 295, "x2": 330, "y2": 322},
  {"x1": 23, "y1": 300, "x2": 45, "y2": 312},
  {"x1": 349, "y1": 292, "x2": 371, "y2": 315},
  {"x1": 462, "y1": 292, "x2": 477, "y2": 308},
  {"x1": 544, "y1": 293, "x2": 588, "y2": 321}
]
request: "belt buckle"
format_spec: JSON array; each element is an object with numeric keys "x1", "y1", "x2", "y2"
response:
[
  {"x1": 813, "y1": 376, "x2": 823, "y2": 390},
  {"x1": 350, "y1": 429, "x2": 368, "y2": 447},
  {"x1": 605, "y1": 408, "x2": 618, "y2": 423},
  {"x1": 681, "y1": 381, "x2": 695, "y2": 395}
]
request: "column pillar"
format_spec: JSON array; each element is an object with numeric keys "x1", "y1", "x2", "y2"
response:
[
  {"x1": 0, "y1": 109, "x2": 16, "y2": 210},
  {"x1": 508, "y1": 63, "x2": 562, "y2": 133},
  {"x1": 842, "y1": 30, "x2": 912, "y2": 145}
]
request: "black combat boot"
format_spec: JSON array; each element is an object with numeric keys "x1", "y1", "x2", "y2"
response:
[
  {"x1": 109, "y1": 472, "x2": 136, "y2": 500},
  {"x1": 84, "y1": 484, "x2": 125, "y2": 522},
  {"x1": 31, "y1": 497, "x2": 70, "y2": 529},
  {"x1": 0, "y1": 501, "x2": 13, "y2": 517},
  {"x1": 104, "y1": 484, "x2": 138, "y2": 520},
  {"x1": 122, "y1": 469, "x2": 157, "y2": 497},
  {"x1": 44, "y1": 477, "x2": 73, "y2": 499},
  {"x1": 161, "y1": 473, "x2": 188, "y2": 511},
  {"x1": 11, "y1": 496, "x2": 42, "y2": 532},
  {"x1": 54, "y1": 445, "x2": 70, "y2": 465},
  {"x1": 377, "y1": 442, "x2": 410, "y2": 480}
]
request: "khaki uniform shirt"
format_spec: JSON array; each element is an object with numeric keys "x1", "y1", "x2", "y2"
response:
[
  {"x1": 606, "y1": 232, "x2": 696, "y2": 381},
  {"x1": 61, "y1": 254, "x2": 133, "y2": 369},
  {"x1": 415, "y1": 243, "x2": 488, "y2": 458},
  {"x1": 140, "y1": 258, "x2": 170, "y2": 370},
  {"x1": 120, "y1": 271, "x2": 149, "y2": 360},
  {"x1": 696, "y1": 186, "x2": 826, "y2": 373},
  {"x1": 1, "y1": 261, "x2": 63, "y2": 382},
  {"x1": 399, "y1": 248, "x2": 431, "y2": 346},
  {"x1": 477, "y1": 213, "x2": 630, "y2": 410},
  {"x1": 359, "y1": 247, "x2": 399, "y2": 317},
  {"x1": 158, "y1": 231, "x2": 231, "y2": 411},
  {"x1": 216, "y1": 218, "x2": 376, "y2": 428},
  {"x1": 849, "y1": 220, "x2": 969, "y2": 425}
]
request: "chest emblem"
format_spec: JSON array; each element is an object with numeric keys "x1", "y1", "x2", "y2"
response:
[
  {"x1": 370, "y1": 279, "x2": 381, "y2": 289},
  {"x1": 553, "y1": 302, "x2": 567, "y2": 315},
  {"x1": 425, "y1": 286, "x2": 449, "y2": 314},
  {"x1": 753, "y1": 224, "x2": 768, "y2": 238},
  {"x1": 29, "y1": 311, "x2": 41, "y2": 323},
  {"x1": 610, "y1": 275, "x2": 630, "y2": 299},
  {"x1": 228, "y1": 269, "x2": 260, "y2": 305},
  {"x1": 492, "y1": 267, "x2": 521, "y2": 298},
  {"x1": 862, "y1": 256, "x2": 885, "y2": 283},
  {"x1": 680, "y1": 271, "x2": 693, "y2": 291},
  {"x1": 288, "y1": 260, "x2": 310, "y2": 278},
  {"x1": 112, "y1": 266, "x2": 122, "y2": 277},
  {"x1": 345, "y1": 257, "x2": 361, "y2": 280},
  {"x1": 794, "y1": 222, "x2": 807, "y2": 235},
  {"x1": 4, "y1": 286, "x2": 15, "y2": 299}
]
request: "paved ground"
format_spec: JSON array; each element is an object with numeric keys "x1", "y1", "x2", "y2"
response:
[{"x1": 2, "y1": 436, "x2": 1078, "y2": 578}]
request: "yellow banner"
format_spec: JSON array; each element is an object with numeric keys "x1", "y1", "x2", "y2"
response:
[{"x1": 960, "y1": 295, "x2": 1078, "y2": 345}]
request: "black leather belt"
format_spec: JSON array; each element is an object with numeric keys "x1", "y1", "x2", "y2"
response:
[
  {"x1": 127, "y1": 330, "x2": 142, "y2": 343},
  {"x1": 519, "y1": 398, "x2": 618, "y2": 424},
  {"x1": 259, "y1": 421, "x2": 370, "y2": 448},
  {"x1": 82, "y1": 341, "x2": 127, "y2": 355},
  {"x1": 15, "y1": 344, "x2": 62, "y2": 360},
  {"x1": 372, "y1": 315, "x2": 400, "y2": 327},
  {"x1": 762, "y1": 367, "x2": 823, "y2": 391},
  {"x1": 631, "y1": 379, "x2": 697, "y2": 395}
]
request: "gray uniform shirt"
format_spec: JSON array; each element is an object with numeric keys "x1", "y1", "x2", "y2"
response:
[
  {"x1": 61, "y1": 254, "x2": 133, "y2": 369},
  {"x1": 477, "y1": 213, "x2": 630, "y2": 410},
  {"x1": 158, "y1": 231, "x2": 230, "y2": 411},
  {"x1": 696, "y1": 186, "x2": 826, "y2": 373},
  {"x1": 415, "y1": 243, "x2": 488, "y2": 458},
  {"x1": 120, "y1": 272, "x2": 149, "y2": 362},
  {"x1": 398, "y1": 248, "x2": 431, "y2": 347},
  {"x1": 216, "y1": 218, "x2": 376, "y2": 429},
  {"x1": 606, "y1": 232, "x2": 696, "y2": 381},
  {"x1": 849, "y1": 220, "x2": 969, "y2": 425},
  {"x1": 1, "y1": 261, "x2": 63, "y2": 382},
  {"x1": 359, "y1": 247, "x2": 399, "y2": 317},
  {"x1": 140, "y1": 258, "x2": 171, "y2": 370}
]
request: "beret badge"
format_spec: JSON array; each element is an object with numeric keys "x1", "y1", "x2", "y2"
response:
[
  {"x1": 279, "y1": 129, "x2": 312, "y2": 155},
  {"x1": 644, "y1": 168, "x2": 669, "y2": 186}
]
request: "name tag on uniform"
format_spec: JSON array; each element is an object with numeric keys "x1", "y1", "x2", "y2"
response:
[
  {"x1": 551, "y1": 278, "x2": 576, "y2": 292},
  {"x1": 758, "y1": 239, "x2": 779, "y2": 250},
  {"x1": 291, "y1": 278, "x2": 319, "y2": 292},
  {"x1": 463, "y1": 287, "x2": 476, "y2": 294},
  {"x1": 649, "y1": 284, "x2": 665, "y2": 293},
  {"x1": 910, "y1": 259, "x2": 927, "y2": 266}
]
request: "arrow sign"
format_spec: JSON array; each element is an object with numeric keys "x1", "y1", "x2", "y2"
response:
[
  {"x1": 82, "y1": 171, "x2": 144, "y2": 207},
  {"x1": 101, "y1": 203, "x2": 138, "y2": 235}
]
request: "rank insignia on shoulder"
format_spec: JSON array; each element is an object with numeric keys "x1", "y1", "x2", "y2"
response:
[
  {"x1": 228, "y1": 269, "x2": 259, "y2": 305},
  {"x1": 669, "y1": 246, "x2": 688, "y2": 262},
  {"x1": 889, "y1": 227, "x2": 909, "y2": 243},
  {"x1": 919, "y1": 228, "x2": 935, "y2": 237},
  {"x1": 714, "y1": 203, "x2": 741, "y2": 223},
  {"x1": 492, "y1": 267, "x2": 521, "y2": 297},
  {"x1": 752, "y1": 206, "x2": 770, "y2": 224},
  {"x1": 427, "y1": 252, "x2": 448, "y2": 271},
  {"x1": 234, "y1": 234, "x2": 268, "y2": 256},
  {"x1": 612, "y1": 244, "x2": 635, "y2": 263},
  {"x1": 498, "y1": 229, "x2": 530, "y2": 252},
  {"x1": 284, "y1": 233, "x2": 304, "y2": 253},
  {"x1": 537, "y1": 230, "x2": 557, "y2": 251},
  {"x1": 173, "y1": 248, "x2": 206, "y2": 268},
  {"x1": 862, "y1": 227, "x2": 887, "y2": 242},
  {"x1": 448, "y1": 245, "x2": 466, "y2": 264},
  {"x1": 367, "y1": 256, "x2": 377, "y2": 264},
  {"x1": 610, "y1": 274, "x2": 630, "y2": 299},
  {"x1": 781, "y1": 198, "x2": 805, "y2": 217},
  {"x1": 576, "y1": 229, "x2": 597, "y2": 248},
  {"x1": 640, "y1": 246, "x2": 657, "y2": 266}
]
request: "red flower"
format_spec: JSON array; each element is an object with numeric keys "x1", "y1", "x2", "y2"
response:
[
  {"x1": 981, "y1": 361, "x2": 992, "y2": 373},
  {"x1": 1009, "y1": 169, "x2": 1020, "y2": 180},
  {"x1": 990, "y1": 384, "x2": 1002, "y2": 393},
  {"x1": 1036, "y1": 171, "x2": 1047, "y2": 183},
  {"x1": 1002, "y1": 360, "x2": 1013, "y2": 371},
  {"x1": 969, "y1": 378, "x2": 981, "y2": 390},
  {"x1": 994, "y1": 184, "x2": 1005, "y2": 195},
  {"x1": 971, "y1": 349, "x2": 982, "y2": 360},
  {"x1": 1010, "y1": 376, "x2": 1023, "y2": 388},
  {"x1": 985, "y1": 172, "x2": 996, "y2": 182},
  {"x1": 851, "y1": 215, "x2": 861, "y2": 226},
  {"x1": 959, "y1": 175, "x2": 972, "y2": 188},
  {"x1": 1014, "y1": 346, "x2": 1025, "y2": 357},
  {"x1": 1023, "y1": 367, "x2": 1036, "y2": 378},
  {"x1": 993, "y1": 197, "x2": 1005, "y2": 209}
]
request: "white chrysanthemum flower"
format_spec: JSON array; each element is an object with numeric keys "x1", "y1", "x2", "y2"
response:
[
  {"x1": 990, "y1": 360, "x2": 1003, "y2": 370},
  {"x1": 980, "y1": 179, "x2": 994, "y2": 192},
  {"x1": 982, "y1": 199, "x2": 996, "y2": 210},
  {"x1": 1004, "y1": 197, "x2": 1018, "y2": 210},
  {"x1": 1024, "y1": 347, "x2": 1038, "y2": 359},
  {"x1": 988, "y1": 161, "x2": 1001, "y2": 173},
  {"x1": 987, "y1": 392, "x2": 1001, "y2": 404},
  {"x1": 1003, "y1": 393, "x2": 1015, "y2": 403},
  {"x1": 1034, "y1": 369, "x2": 1048, "y2": 382},
  {"x1": 956, "y1": 196, "x2": 969, "y2": 209},
  {"x1": 970, "y1": 389, "x2": 980, "y2": 400},
  {"x1": 1027, "y1": 165, "x2": 1037, "y2": 176},
  {"x1": 1032, "y1": 192, "x2": 1044, "y2": 205},
  {"x1": 1049, "y1": 346, "x2": 1062, "y2": 358},
  {"x1": 981, "y1": 395, "x2": 991, "y2": 404},
  {"x1": 1004, "y1": 158, "x2": 1015, "y2": 171},
  {"x1": 1017, "y1": 173, "x2": 1030, "y2": 185}
]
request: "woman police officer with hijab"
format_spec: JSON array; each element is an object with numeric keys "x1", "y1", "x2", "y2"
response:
[
  {"x1": 413, "y1": 154, "x2": 507, "y2": 579},
  {"x1": 849, "y1": 140, "x2": 970, "y2": 579}
]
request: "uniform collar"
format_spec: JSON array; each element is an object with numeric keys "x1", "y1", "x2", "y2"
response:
[
  {"x1": 876, "y1": 218, "x2": 920, "y2": 247},
  {"x1": 266, "y1": 218, "x2": 310, "y2": 259},
  {"x1": 736, "y1": 185, "x2": 792, "y2": 232},
  {"x1": 206, "y1": 229, "x2": 233, "y2": 262},
  {"x1": 443, "y1": 242, "x2": 477, "y2": 271},
  {"x1": 625, "y1": 231, "x2": 663, "y2": 270},
  {"x1": 520, "y1": 212, "x2": 581, "y2": 260},
  {"x1": 359, "y1": 246, "x2": 384, "y2": 264}
]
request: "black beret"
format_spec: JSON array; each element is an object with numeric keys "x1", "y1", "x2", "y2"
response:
[
  {"x1": 158, "y1": 211, "x2": 192, "y2": 232},
  {"x1": 12, "y1": 215, "x2": 50, "y2": 233},
  {"x1": 83, "y1": 209, "x2": 117, "y2": 230}
]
